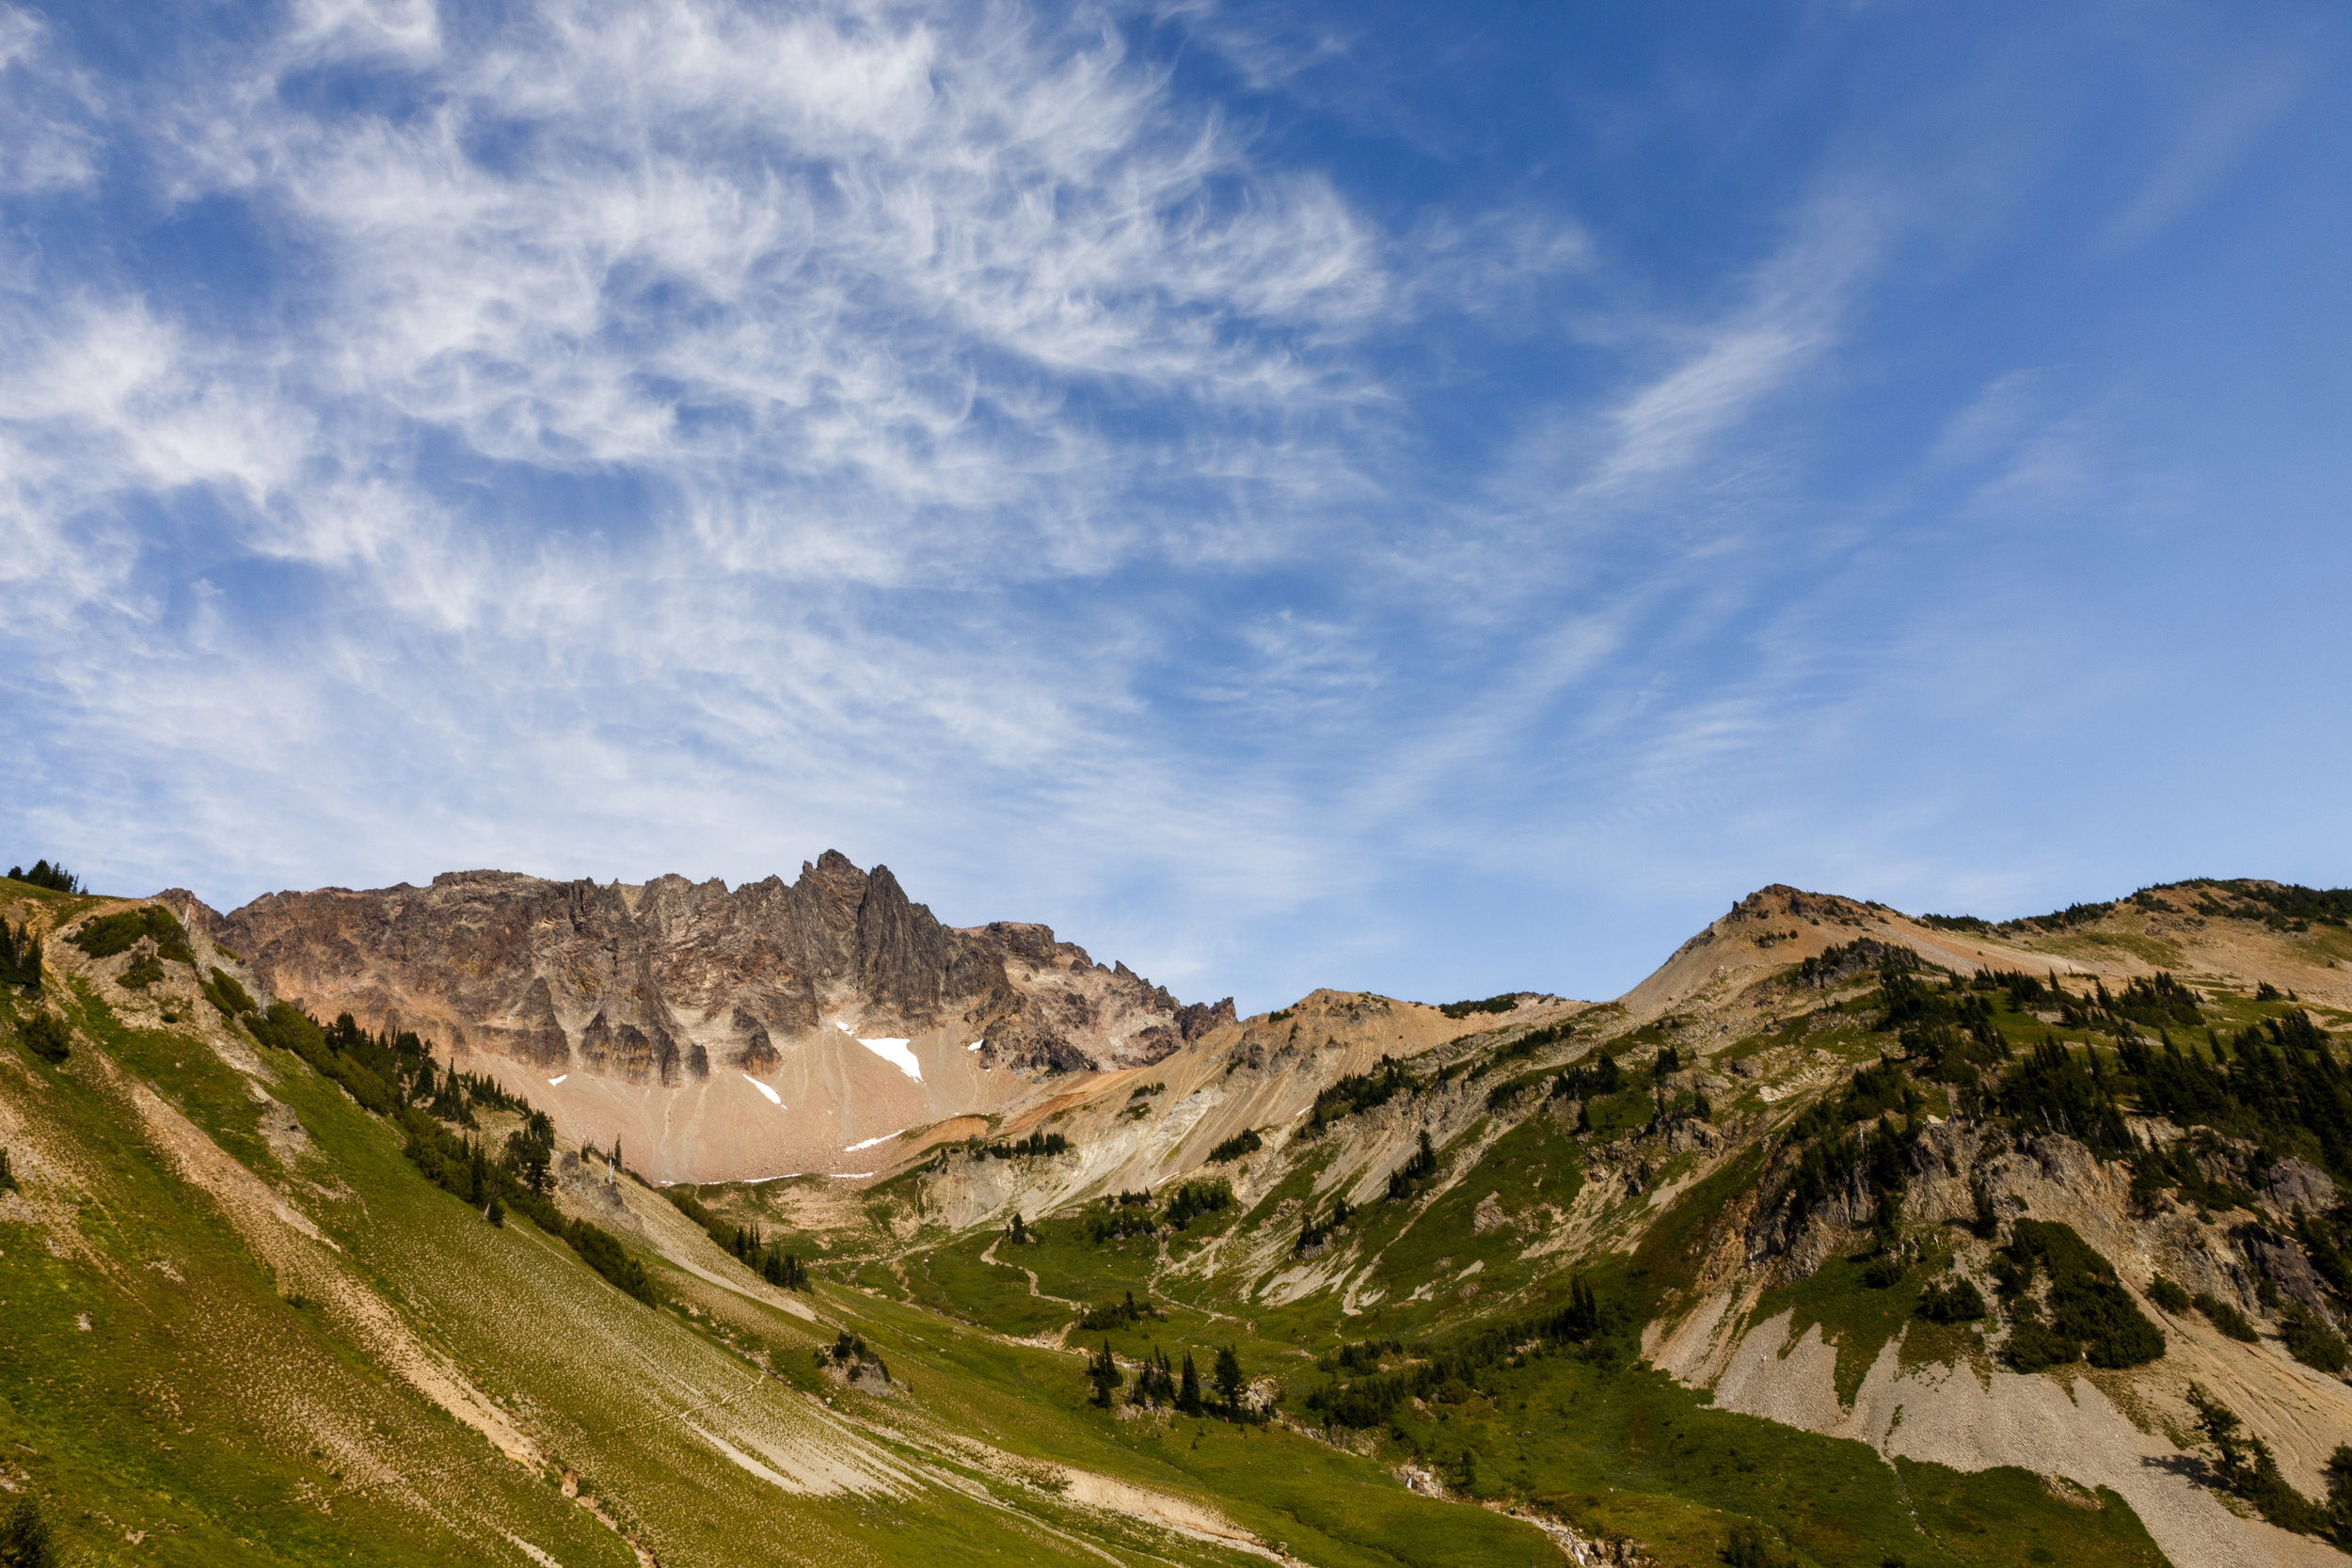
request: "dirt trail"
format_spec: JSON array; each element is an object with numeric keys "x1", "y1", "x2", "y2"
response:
[{"x1": 980, "y1": 1235, "x2": 1085, "y2": 1308}]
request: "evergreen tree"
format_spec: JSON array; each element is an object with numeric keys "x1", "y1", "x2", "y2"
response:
[
  {"x1": 1009, "y1": 1211, "x2": 1029, "y2": 1244},
  {"x1": 19, "y1": 1012, "x2": 69, "y2": 1065},
  {"x1": 1178, "y1": 1352, "x2": 1203, "y2": 1415},
  {"x1": 486, "y1": 1193, "x2": 505, "y2": 1227},
  {"x1": 1213, "y1": 1345, "x2": 1245, "y2": 1414},
  {"x1": 1087, "y1": 1339, "x2": 1122, "y2": 1407},
  {"x1": 0, "y1": 1148, "x2": 13, "y2": 1192},
  {"x1": 8, "y1": 859, "x2": 79, "y2": 893}
]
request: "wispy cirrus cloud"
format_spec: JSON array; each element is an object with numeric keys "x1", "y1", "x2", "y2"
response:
[{"x1": 3, "y1": 0, "x2": 2343, "y2": 1013}]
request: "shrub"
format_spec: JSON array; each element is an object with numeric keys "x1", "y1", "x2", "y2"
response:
[
  {"x1": 2194, "y1": 1291, "x2": 2260, "y2": 1342},
  {"x1": 249, "y1": 1002, "x2": 392, "y2": 1114},
  {"x1": 2002, "y1": 1220, "x2": 2165, "y2": 1369},
  {"x1": 1305, "y1": 1056, "x2": 1414, "y2": 1134},
  {"x1": 0, "y1": 1494, "x2": 54, "y2": 1567},
  {"x1": 2280, "y1": 1302, "x2": 2348, "y2": 1373},
  {"x1": 19, "y1": 1012, "x2": 70, "y2": 1064},
  {"x1": 201, "y1": 966, "x2": 257, "y2": 1019},
  {"x1": 1164, "y1": 1179, "x2": 1232, "y2": 1228},
  {"x1": 0, "y1": 921, "x2": 40, "y2": 990},
  {"x1": 1076, "y1": 1291, "x2": 1160, "y2": 1331},
  {"x1": 1917, "y1": 1278, "x2": 1987, "y2": 1323},
  {"x1": 1440, "y1": 993, "x2": 1524, "y2": 1020},
  {"x1": 2146, "y1": 1275, "x2": 2192, "y2": 1314},
  {"x1": 72, "y1": 903, "x2": 193, "y2": 964},
  {"x1": 1720, "y1": 1522, "x2": 1794, "y2": 1567},
  {"x1": 1206, "y1": 1128, "x2": 1262, "y2": 1164},
  {"x1": 564, "y1": 1218, "x2": 657, "y2": 1306}
]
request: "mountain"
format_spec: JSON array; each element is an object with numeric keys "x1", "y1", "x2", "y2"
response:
[
  {"x1": 4, "y1": 868, "x2": 2351, "y2": 1568},
  {"x1": 166, "y1": 852, "x2": 1234, "y2": 1181}
]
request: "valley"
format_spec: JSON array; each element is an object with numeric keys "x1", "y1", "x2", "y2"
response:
[{"x1": 4, "y1": 863, "x2": 2350, "y2": 1566}]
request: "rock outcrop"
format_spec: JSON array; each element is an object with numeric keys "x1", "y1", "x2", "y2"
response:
[{"x1": 168, "y1": 853, "x2": 1231, "y2": 1180}]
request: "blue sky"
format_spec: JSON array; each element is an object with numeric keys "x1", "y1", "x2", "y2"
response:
[{"x1": 4, "y1": 0, "x2": 2348, "y2": 1013}]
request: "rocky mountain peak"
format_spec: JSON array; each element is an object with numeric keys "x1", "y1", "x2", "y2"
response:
[{"x1": 205, "y1": 853, "x2": 1232, "y2": 1180}]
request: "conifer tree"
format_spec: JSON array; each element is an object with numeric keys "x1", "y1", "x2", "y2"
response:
[
  {"x1": 1178, "y1": 1352, "x2": 1202, "y2": 1415},
  {"x1": 0, "y1": 1148, "x2": 14, "y2": 1192},
  {"x1": 486, "y1": 1193, "x2": 505, "y2": 1227},
  {"x1": 1214, "y1": 1345, "x2": 1245, "y2": 1414},
  {"x1": 19, "y1": 1012, "x2": 69, "y2": 1065},
  {"x1": 1088, "y1": 1339, "x2": 1122, "y2": 1407}
]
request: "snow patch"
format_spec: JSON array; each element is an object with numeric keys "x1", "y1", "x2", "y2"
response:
[
  {"x1": 831, "y1": 1172, "x2": 873, "y2": 1180},
  {"x1": 547, "y1": 1074, "x2": 567, "y2": 1085},
  {"x1": 742, "y1": 1074, "x2": 783, "y2": 1105},
  {"x1": 844, "y1": 1129, "x2": 905, "y2": 1153},
  {"x1": 965, "y1": 1038, "x2": 985, "y2": 1051},
  {"x1": 856, "y1": 1036, "x2": 921, "y2": 1082}
]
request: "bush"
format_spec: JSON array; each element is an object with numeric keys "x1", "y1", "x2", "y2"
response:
[
  {"x1": 2146, "y1": 1275, "x2": 2192, "y2": 1314},
  {"x1": 565, "y1": 1218, "x2": 657, "y2": 1306},
  {"x1": 1917, "y1": 1277, "x2": 1987, "y2": 1323},
  {"x1": 71, "y1": 904, "x2": 193, "y2": 964},
  {"x1": 18, "y1": 1012, "x2": 70, "y2": 1064},
  {"x1": 249, "y1": 1002, "x2": 393, "y2": 1114},
  {"x1": 2002, "y1": 1220, "x2": 2165, "y2": 1370},
  {"x1": 2195, "y1": 1292, "x2": 2260, "y2": 1342},
  {"x1": 201, "y1": 966, "x2": 257, "y2": 1019},
  {"x1": 1720, "y1": 1522, "x2": 1794, "y2": 1567},
  {"x1": 2280, "y1": 1302, "x2": 2348, "y2": 1373},
  {"x1": 0, "y1": 1494, "x2": 53, "y2": 1567},
  {"x1": 1440, "y1": 993, "x2": 1524, "y2": 1020},
  {"x1": 1077, "y1": 1291, "x2": 1160, "y2": 1331},
  {"x1": 1206, "y1": 1128, "x2": 1262, "y2": 1164},
  {"x1": 1164, "y1": 1179, "x2": 1232, "y2": 1228},
  {"x1": 0, "y1": 921, "x2": 41, "y2": 991}
]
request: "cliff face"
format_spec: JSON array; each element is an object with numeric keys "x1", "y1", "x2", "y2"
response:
[
  {"x1": 174, "y1": 852, "x2": 1232, "y2": 1179},
  {"x1": 201, "y1": 851, "x2": 1227, "y2": 1081}
]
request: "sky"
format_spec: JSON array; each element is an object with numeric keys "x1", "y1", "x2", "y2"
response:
[{"x1": 3, "y1": 0, "x2": 2349, "y2": 1015}]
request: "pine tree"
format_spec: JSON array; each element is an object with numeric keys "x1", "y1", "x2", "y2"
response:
[
  {"x1": 1178, "y1": 1352, "x2": 1203, "y2": 1415},
  {"x1": 1088, "y1": 1339, "x2": 1122, "y2": 1407},
  {"x1": 486, "y1": 1193, "x2": 505, "y2": 1227},
  {"x1": 1009, "y1": 1211, "x2": 1029, "y2": 1244},
  {"x1": 0, "y1": 1148, "x2": 14, "y2": 1192},
  {"x1": 20, "y1": 1012, "x2": 70, "y2": 1065},
  {"x1": 1214, "y1": 1345, "x2": 1245, "y2": 1415}
]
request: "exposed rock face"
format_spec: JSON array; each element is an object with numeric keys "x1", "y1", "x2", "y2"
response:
[{"x1": 195, "y1": 852, "x2": 1219, "y2": 1087}]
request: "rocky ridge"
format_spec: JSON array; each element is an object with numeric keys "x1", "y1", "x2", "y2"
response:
[{"x1": 166, "y1": 851, "x2": 1232, "y2": 1181}]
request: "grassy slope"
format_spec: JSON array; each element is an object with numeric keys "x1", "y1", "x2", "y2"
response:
[
  {"x1": 2, "y1": 953, "x2": 1562, "y2": 1568},
  {"x1": 1, "y1": 885, "x2": 2204, "y2": 1568}
]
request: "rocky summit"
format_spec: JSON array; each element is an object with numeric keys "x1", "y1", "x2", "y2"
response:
[
  {"x1": 6, "y1": 866, "x2": 2352, "y2": 1568},
  {"x1": 164, "y1": 852, "x2": 1233, "y2": 1182}
]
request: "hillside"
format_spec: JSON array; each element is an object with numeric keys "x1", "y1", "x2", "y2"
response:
[{"x1": 5, "y1": 868, "x2": 2351, "y2": 1566}]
